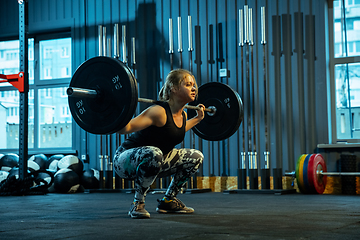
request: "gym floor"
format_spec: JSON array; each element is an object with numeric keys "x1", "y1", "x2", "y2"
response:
[{"x1": 1, "y1": 192, "x2": 359, "y2": 240}]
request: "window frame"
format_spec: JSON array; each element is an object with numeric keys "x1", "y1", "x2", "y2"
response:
[{"x1": 328, "y1": 0, "x2": 360, "y2": 144}]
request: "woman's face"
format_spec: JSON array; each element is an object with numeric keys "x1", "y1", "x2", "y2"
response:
[{"x1": 174, "y1": 74, "x2": 197, "y2": 103}]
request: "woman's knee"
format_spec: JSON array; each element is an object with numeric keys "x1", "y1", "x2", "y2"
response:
[
  {"x1": 137, "y1": 146, "x2": 164, "y2": 176},
  {"x1": 190, "y1": 149, "x2": 204, "y2": 164}
]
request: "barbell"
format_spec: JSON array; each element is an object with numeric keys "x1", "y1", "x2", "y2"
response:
[
  {"x1": 67, "y1": 87, "x2": 216, "y2": 114},
  {"x1": 67, "y1": 56, "x2": 244, "y2": 141},
  {"x1": 286, "y1": 154, "x2": 360, "y2": 194}
]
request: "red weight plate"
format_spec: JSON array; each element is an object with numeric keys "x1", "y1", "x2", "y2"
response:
[
  {"x1": 308, "y1": 154, "x2": 327, "y2": 194},
  {"x1": 306, "y1": 154, "x2": 317, "y2": 194}
]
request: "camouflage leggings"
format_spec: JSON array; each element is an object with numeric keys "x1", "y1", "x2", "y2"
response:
[{"x1": 113, "y1": 146, "x2": 204, "y2": 202}]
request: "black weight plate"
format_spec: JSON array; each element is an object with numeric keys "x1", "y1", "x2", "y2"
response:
[
  {"x1": 188, "y1": 82, "x2": 243, "y2": 141},
  {"x1": 68, "y1": 56, "x2": 138, "y2": 134}
]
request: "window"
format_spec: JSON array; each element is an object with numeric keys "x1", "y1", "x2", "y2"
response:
[
  {"x1": 329, "y1": 0, "x2": 360, "y2": 142},
  {"x1": 0, "y1": 39, "x2": 34, "y2": 86},
  {"x1": 0, "y1": 34, "x2": 72, "y2": 151},
  {"x1": 29, "y1": 90, "x2": 34, "y2": 99},
  {"x1": 61, "y1": 105, "x2": 71, "y2": 117},
  {"x1": 0, "y1": 89, "x2": 35, "y2": 149},
  {"x1": 38, "y1": 87, "x2": 72, "y2": 148},
  {"x1": 40, "y1": 38, "x2": 71, "y2": 80},
  {"x1": 61, "y1": 46, "x2": 69, "y2": 58},
  {"x1": 29, "y1": 68, "x2": 34, "y2": 81},
  {"x1": 61, "y1": 67, "x2": 70, "y2": 77},
  {"x1": 29, "y1": 42, "x2": 34, "y2": 60},
  {"x1": 60, "y1": 87, "x2": 68, "y2": 97},
  {"x1": 354, "y1": 20, "x2": 360, "y2": 30},
  {"x1": 44, "y1": 88, "x2": 52, "y2": 98},
  {"x1": 43, "y1": 48, "x2": 52, "y2": 59},
  {"x1": 335, "y1": 22, "x2": 341, "y2": 31},
  {"x1": 43, "y1": 67, "x2": 52, "y2": 79}
]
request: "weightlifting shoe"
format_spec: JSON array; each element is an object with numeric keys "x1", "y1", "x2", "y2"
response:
[
  {"x1": 128, "y1": 201, "x2": 150, "y2": 219},
  {"x1": 156, "y1": 197, "x2": 194, "y2": 214}
]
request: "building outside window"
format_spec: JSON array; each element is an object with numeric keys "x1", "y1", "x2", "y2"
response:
[{"x1": 0, "y1": 35, "x2": 72, "y2": 151}]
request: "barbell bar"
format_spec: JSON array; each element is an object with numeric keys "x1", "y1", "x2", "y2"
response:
[
  {"x1": 66, "y1": 87, "x2": 217, "y2": 114},
  {"x1": 285, "y1": 153, "x2": 360, "y2": 194},
  {"x1": 67, "y1": 56, "x2": 243, "y2": 140},
  {"x1": 319, "y1": 171, "x2": 360, "y2": 176},
  {"x1": 286, "y1": 170, "x2": 360, "y2": 177}
]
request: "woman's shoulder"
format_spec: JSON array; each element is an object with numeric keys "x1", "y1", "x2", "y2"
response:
[
  {"x1": 144, "y1": 104, "x2": 166, "y2": 115},
  {"x1": 143, "y1": 104, "x2": 167, "y2": 127}
]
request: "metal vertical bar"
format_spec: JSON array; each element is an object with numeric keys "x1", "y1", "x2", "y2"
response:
[
  {"x1": 169, "y1": 18, "x2": 174, "y2": 70},
  {"x1": 249, "y1": 8, "x2": 256, "y2": 166},
  {"x1": 18, "y1": 1, "x2": 29, "y2": 179},
  {"x1": 107, "y1": 38, "x2": 111, "y2": 57},
  {"x1": 122, "y1": 25, "x2": 127, "y2": 64},
  {"x1": 238, "y1": 8, "x2": 246, "y2": 189},
  {"x1": 282, "y1": 14, "x2": 294, "y2": 172},
  {"x1": 271, "y1": 15, "x2": 283, "y2": 189},
  {"x1": 249, "y1": 7, "x2": 258, "y2": 189},
  {"x1": 260, "y1": 5, "x2": 270, "y2": 189},
  {"x1": 294, "y1": 12, "x2": 306, "y2": 157},
  {"x1": 261, "y1": 6, "x2": 270, "y2": 169},
  {"x1": 239, "y1": 9, "x2": 247, "y2": 173},
  {"x1": 245, "y1": 5, "x2": 252, "y2": 173},
  {"x1": 114, "y1": 23, "x2": 120, "y2": 58},
  {"x1": 305, "y1": 14, "x2": 316, "y2": 152},
  {"x1": 132, "y1": 37, "x2": 136, "y2": 69},
  {"x1": 178, "y1": 16, "x2": 183, "y2": 68},
  {"x1": 217, "y1": 22, "x2": 227, "y2": 177},
  {"x1": 18, "y1": 0, "x2": 29, "y2": 180},
  {"x1": 102, "y1": 26, "x2": 107, "y2": 57},
  {"x1": 194, "y1": 26, "x2": 202, "y2": 83},
  {"x1": 98, "y1": 25, "x2": 103, "y2": 56},
  {"x1": 244, "y1": 5, "x2": 249, "y2": 44},
  {"x1": 208, "y1": 24, "x2": 215, "y2": 176},
  {"x1": 188, "y1": 15, "x2": 194, "y2": 71},
  {"x1": 98, "y1": 24, "x2": 104, "y2": 188}
]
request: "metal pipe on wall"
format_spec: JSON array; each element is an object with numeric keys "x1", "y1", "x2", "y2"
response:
[
  {"x1": 177, "y1": 16, "x2": 183, "y2": 68},
  {"x1": 102, "y1": 26, "x2": 107, "y2": 57},
  {"x1": 261, "y1": 6, "x2": 271, "y2": 189},
  {"x1": 122, "y1": 25, "x2": 127, "y2": 64},
  {"x1": 169, "y1": 18, "x2": 174, "y2": 70},
  {"x1": 98, "y1": 25, "x2": 103, "y2": 56},
  {"x1": 114, "y1": 23, "x2": 120, "y2": 58}
]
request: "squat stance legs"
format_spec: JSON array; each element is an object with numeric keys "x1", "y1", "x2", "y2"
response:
[{"x1": 113, "y1": 146, "x2": 204, "y2": 218}]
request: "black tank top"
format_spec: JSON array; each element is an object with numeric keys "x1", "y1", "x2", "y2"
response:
[{"x1": 121, "y1": 102, "x2": 186, "y2": 155}]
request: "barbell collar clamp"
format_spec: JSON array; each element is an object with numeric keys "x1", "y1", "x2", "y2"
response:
[{"x1": 67, "y1": 87, "x2": 98, "y2": 99}]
